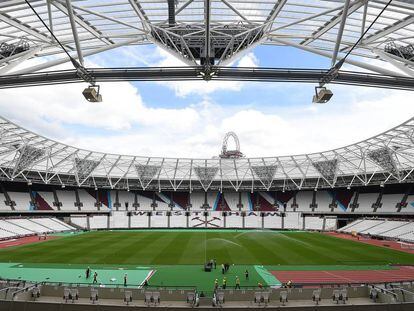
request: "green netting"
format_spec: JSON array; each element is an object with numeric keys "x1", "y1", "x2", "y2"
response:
[{"x1": 254, "y1": 265, "x2": 281, "y2": 286}]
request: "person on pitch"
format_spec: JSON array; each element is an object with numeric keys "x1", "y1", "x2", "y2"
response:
[
  {"x1": 235, "y1": 276, "x2": 240, "y2": 289},
  {"x1": 222, "y1": 277, "x2": 227, "y2": 289},
  {"x1": 86, "y1": 266, "x2": 91, "y2": 279},
  {"x1": 124, "y1": 273, "x2": 128, "y2": 287},
  {"x1": 245, "y1": 269, "x2": 249, "y2": 280},
  {"x1": 93, "y1": 271, "x2": 98, "y2": 284},
  {"x1": 214, "y1": 279, "x2": 218, "y2": 290}
]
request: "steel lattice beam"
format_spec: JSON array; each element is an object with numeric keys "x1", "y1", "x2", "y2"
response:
[
  {"x1": 0, "y1": 0, "x2": 413, "y2": 76},
  {"x1": 0, "y1": 67, "x2": 413, "y2": 90}
]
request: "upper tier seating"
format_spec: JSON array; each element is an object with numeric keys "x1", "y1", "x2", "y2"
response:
[
  {"x1": 77, "y1": 189, "x2": 97, "y2": 210},
  {"x1": 8, "y1": 192, "x2": 31, "y2": 210},
  {"x1": 0, "y1": 184, "x2": 413, "y2": 213},
  {"x1": 57, "y1": 190, "x2": 77, "y2": 211}
]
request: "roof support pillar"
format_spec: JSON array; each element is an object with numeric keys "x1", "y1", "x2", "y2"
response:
[
  {"x1": 332, "y1": 0, "x2": 351, "y2": 66},
  {"x1": 269, "y1": 37, "x2": 404, "y2": 77},
  {"x1": 204, "y1": 0, "x2": 211, "y2": 67},
  {"x1": 65, "y1": 0, "x2": 84, "y2": 65}
]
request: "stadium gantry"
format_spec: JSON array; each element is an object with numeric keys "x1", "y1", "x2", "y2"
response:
[
  {"x1": 1, "y1": 116, "x2": 414, "y2": 191},
  {"x1": 0, "y1": 0, "x2": 413, "y2": 88}
]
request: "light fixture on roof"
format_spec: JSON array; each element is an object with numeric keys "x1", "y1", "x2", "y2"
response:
[
  {"x1": 61, "y1": 184, "x2": 65, "y2": 189},
  {"x1": 82, "y1": 85, "x2": 102, "y2": 103},
  {"x1": 312, "y1": 59, "x2": 344, "y2": 104},
  {"x1": 312, "y1": 86, "x2": 333, "y2": 104},
  {"x1": 70, "y1": 58, "x2": 102, "y2": 102}
]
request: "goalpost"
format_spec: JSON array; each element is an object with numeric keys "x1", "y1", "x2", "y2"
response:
[
  {"x1": 399, "y1": 241, "x2": 414, "y2": 250},
  {"x1": 38, "y1": 233, "x2": 47, "y2": 240}
]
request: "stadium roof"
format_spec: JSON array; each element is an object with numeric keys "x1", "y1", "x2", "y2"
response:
[
  {"x1": 0, "y1": 0, "x2": 413, "y2": 79},
  {"x1": 1, "y1": 116, "x2": 414, "y2": 191}
]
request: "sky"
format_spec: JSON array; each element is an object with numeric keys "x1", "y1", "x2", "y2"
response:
[{"x1": 0, "y1": 43, "x2": 413, "y2": 159}]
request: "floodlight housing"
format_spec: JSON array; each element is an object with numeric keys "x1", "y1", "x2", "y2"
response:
[
  {"x1": 312, "y1": 87, "x2": 333, "y2": 104},
  {"x1": 82, "y1": 86, "x2": 102, "y2": 102}
]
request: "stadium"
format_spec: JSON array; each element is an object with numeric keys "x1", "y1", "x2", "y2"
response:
[{"x1": 0, "y1": 0, "x2": 414, "y2": 310}]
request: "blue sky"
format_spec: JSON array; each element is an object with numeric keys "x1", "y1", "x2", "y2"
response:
[
  {"x1": 87, "y1": 45, "x2": 330, "y2": 109},
  {"x1": 0, "y1": 43, "x2": 413, "y2": 158}
]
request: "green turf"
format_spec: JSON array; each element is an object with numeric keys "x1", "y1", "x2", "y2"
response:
[
  {"x1": 0, "y1": 230, "x2": 413, "y2": 265},
  {"x1": 149, "y1": 265, "x2": 269, "y2": 293},
  {"x1": 0, "y1": 230, "x2": 413, "y2": 292},
  {"x1": 0, "y1": 263, "x2": 152, "y2": 287}
]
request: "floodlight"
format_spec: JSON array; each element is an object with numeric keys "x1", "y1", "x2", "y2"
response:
[
  {"x1": 312, "y1": 86, "x2": 333, "y2": 104},
  {"x1": 82, "y1": 85, "x2": 102, "y2": 102}
]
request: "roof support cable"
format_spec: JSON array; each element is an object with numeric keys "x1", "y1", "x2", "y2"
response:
[
  {"x1": 23, "y1": 0, "x2": 100, "y2": 100},
  {"x1": 314, "y1": 0, "x2": 393, "y2": 103}
]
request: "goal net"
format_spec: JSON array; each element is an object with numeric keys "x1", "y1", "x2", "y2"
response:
[{"x1": 399, "y1": 241, "x2": 414, "y2": 250}]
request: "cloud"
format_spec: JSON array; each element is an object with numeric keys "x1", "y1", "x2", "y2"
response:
[
  {"x1": 1, "y1": 45, "x2": 413, "y2": 159},
  {"x1": 5, "y1": 84, "x2": 413, "y2": 159},
  {"x1": 0, "y1": 81, "x2": 200, "y2": 132},
  {"x1": 151, "y1": 48, "x2": 260, "y2": 97}
]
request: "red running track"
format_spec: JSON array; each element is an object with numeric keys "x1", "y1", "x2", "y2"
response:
[
  {"x1": 272, "y1": 266, "x2": 414, "y2": 284},
  {"x1": 0, "y1": 235, "x2": 57, "y2": 249},
  {"x1": 325, "y1": 232, "x2": 414, "y2": 254}
]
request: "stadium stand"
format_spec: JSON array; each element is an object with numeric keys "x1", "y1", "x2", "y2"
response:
[
  {"x1": 8, "y1": 192, "x2": 31, "y2": 210},
  {"x1": 57, "y1": 190, "x2": 78, "y2": 211},
  {"x1": 68, "y1": 211, "x2": 334, "y2": 231},
  {"x1": 0, "y1": 217, "x2": 75, "y2": 239},
  {"x1": 339, "y1": 219, "x2": 414, "y2": 242},
  {"x1": 1, "y1": 184, "x2": 413, "y2": 213}
]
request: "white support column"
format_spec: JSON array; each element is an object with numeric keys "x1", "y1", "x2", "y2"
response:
[
  {"x1": 204, "y1": 0, "x2": 211, "y2": 66},
  {"x1": 269, "y1": 37, "x2": 404, "y2": 76},
  {"x1": 332, "y1": 0, "x2": 351, "y2": 66},
  {"x1": 0, "y1": 46, "x2": 42, "y2": 74},
  {"x1": 361, "y1": 1, "x2": 368, "y2": 37},
  {"x1": 11, "y1": 38, "x2": 145, "y2": 74},
  {"x1": 302, "y1": 0, "x2": 365, "y2": 46},
  {"x1": 221, "y1": 0, "x2": 251, "y2": 23},
  {"x1": 265, "y1": 0, "x2": 288, "y2": 31},
  {"x1": 65, "y1": 0, "x2": 84, "y2": 65},
  {"x1": 374, "y1": 49, "x2": 414, "y2": 78},
  {"x1": 0, "y1": 13, "x2": 50, "y2": 43},
  {"x1": 128, "y1": 0, "x2": 150, "y2": 31},
  {"x1": 47, "y1": 0, "x2": 54, "y2": 41}
]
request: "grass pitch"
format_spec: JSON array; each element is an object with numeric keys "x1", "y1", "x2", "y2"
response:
[
  {"x1": 0, "y1": 230, "x2": 413, "y2": 292},
  {"x1": 0, "y1": 230, "x2": 413, "y2": 266}
]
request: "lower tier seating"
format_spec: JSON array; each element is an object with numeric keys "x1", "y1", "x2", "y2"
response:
[
  {"x1": 70, "y1": 212, "x2": 336, "y2": 231},
  {"x1": 339, "y1": 219, "x2": 413, "y2": 242},
  {"x1": 0, "y1": 217, "x2": 75, "y2": 240}
]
